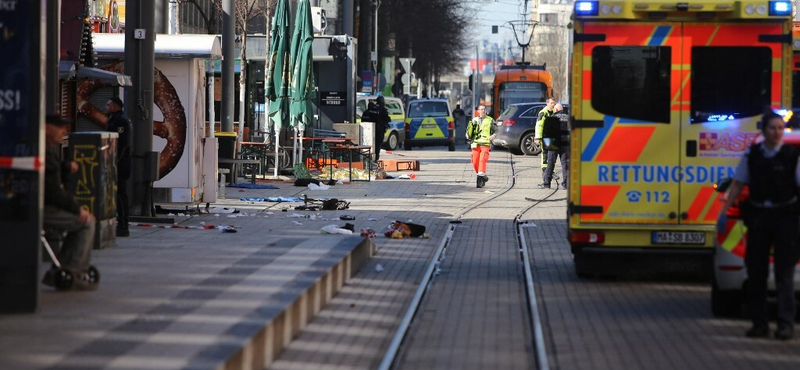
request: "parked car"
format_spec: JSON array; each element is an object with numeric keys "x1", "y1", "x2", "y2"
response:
[
  {"x1": 712, "y1": 131, "x2": 800, "y2": 317},
  {"x1": 492, "y1": 102, "x2": 569, "y2": 155},
  {"x1": 356, "y1": 96, "x2": 406, "y2": 151},
  {"x1": 404, "y1": 99, "x2": 456, "y2": 151}
]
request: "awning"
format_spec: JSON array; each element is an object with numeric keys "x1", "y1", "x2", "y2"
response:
[
  {"x1": 92, "y1": 34, "x2": 223, "y2": 60},
  {"x1": 59, "y1": 61, "x2": 132, "y2": 86}
]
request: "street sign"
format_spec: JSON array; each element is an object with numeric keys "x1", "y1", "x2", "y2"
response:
[{"x1": 399, "y1": 57, "x2": 415, "y2": 73}]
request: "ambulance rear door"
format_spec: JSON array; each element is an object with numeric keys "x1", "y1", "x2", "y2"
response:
[
  {"x1": 678, "y1": 23, "x2": 786, "y2": 230},
  {"x1": 573, "y1": 22, "x2": 682, "y2": 227}
]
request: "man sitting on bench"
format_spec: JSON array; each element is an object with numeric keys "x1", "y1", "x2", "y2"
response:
[{"x1": 42, "y1": 115, "x2": 98, "y2": 291}]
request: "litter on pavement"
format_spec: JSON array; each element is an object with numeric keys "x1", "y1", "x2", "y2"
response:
[
  {"x1": 321, "y1": 224, "x2": 353, "y2": 235},
  {"x1": 239, "y1": 196, "x2": 302, "y2": 202},
  {"x1": 226, "y1": 183, "x2": 279, "y2": 189}
]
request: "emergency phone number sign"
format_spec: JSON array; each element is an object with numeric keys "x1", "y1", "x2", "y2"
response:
[{"x1": 321, "y1": 91, "x2": 346, "y2": 106}]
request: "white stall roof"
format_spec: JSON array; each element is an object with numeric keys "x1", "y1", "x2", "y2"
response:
[{"x1": 93, "y1": 34, "x2": 222, "y2": 60}]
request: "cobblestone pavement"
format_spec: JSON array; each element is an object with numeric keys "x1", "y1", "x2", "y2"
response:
[
  {"x1": 521, "y1": 175, "x2": 800, "y2": 370},
  {"x1": 269, "y1": 145, "x2": 514, "y2": 369},
  {"x1": 394, "y1": 154, "x2": 537, "y2": 370}
]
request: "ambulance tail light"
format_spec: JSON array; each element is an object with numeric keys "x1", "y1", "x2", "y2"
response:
[
  {"x1": 448, "y1": 121, "x2": 454, "y2": 130},
  {"x1": 569, "y1": 231, "x2": 605, "y2": 244},
  {"x1": 575, "y1": 1, "x2": 599, "y2": 16},
  {"x1": 404, "y1": 122, "x2": 410, "y2": 132},
  {"x1": 769, "y1": 1, "x2": 792, "y2": 16},
  {"x1": 503, "y1": 119, "x2": 517, "y2": 126}
]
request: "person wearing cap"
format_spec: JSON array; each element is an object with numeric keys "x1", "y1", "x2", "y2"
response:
[
  {"x1": 105, "y1": 97, "x2": 132, "y2": 237},
  {"x1": 42, "y1": 115, "x2": 98, "y2": 291},
  {"x1": 373, "y1": 96, "x2": 391, "y2": 162},
  {"x1": 720, "y1": 112, "x2": 800, "y2": 340}
]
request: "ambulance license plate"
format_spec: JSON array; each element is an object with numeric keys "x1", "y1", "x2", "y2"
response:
[{"x1": 651, "y1": 231, "x2": 705, "y2": 245}]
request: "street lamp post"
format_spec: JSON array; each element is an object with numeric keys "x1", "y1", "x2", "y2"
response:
[{"x1": 373, "y1": 0, "x2": 381, "y2": 95}]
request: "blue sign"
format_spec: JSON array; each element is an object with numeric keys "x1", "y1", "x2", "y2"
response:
[
  {"x1": 361, "y1": 70, "x2": 373, "y2": 87},
  {"x1": 0, "y1": 0, "x2": 32, "y2": 157}
]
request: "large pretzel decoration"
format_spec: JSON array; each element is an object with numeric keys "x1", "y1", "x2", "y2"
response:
[{"x1": 76, "y1": 60, "x2": 187, "y2": 180}]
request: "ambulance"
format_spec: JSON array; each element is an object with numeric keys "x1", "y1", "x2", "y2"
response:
[{"x1": 568, "y1": 0, "x2": 794, "y2": 276}]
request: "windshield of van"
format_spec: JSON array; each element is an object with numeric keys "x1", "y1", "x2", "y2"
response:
[{"x1": 408, "y1": 101, "x2": 449, "y2": 118}]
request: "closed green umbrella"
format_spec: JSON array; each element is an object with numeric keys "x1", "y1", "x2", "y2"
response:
[
  {"x1": 289, "y1": 0, "x2": 316, "y2": 165},
  {"x1": 265, "y1": 0, "x2": 291, "y2": 176}
]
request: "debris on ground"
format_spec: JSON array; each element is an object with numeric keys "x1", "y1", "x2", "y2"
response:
[
  {"x1": 321, "y1": 224, "x2": 353, "y2": 235},
  {"x1": 383, "y1": 221, "x2": 427, "y2": 238},
  {"x1": 374, "y1": 263, "x2": 384, "y2": 272},
  {"x1": 209, "y1": 207, "x2": 239, "y2": 214}
]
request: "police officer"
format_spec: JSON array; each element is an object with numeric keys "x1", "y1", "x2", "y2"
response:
[
  {"x1": 374, "y1": 96, "x2": 391, "y2": 162},
  {"x1": 539, "y1": 103, "x2": 570, "y2": 189},
  {"x1": 720, "y1": 112, "x2": 800, "y2": 340},
  {"x1": 106, "y1": 97, "x2": 133, "y2": 237}
]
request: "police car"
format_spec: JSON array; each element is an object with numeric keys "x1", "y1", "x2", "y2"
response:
[
  {"x1": 404, "y1": 99, "x2": 456, "y2": 151},
  {"x1": 712, "y1": 130, "x2": 800, "y2": 317},
  {"x1": 356, "y1": 96, "x2": 406, "y2": 151}
]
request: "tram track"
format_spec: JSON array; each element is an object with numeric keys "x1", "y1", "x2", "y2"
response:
[{"x1": 378, "y1": 153, "x2": 560, "y2": 370}]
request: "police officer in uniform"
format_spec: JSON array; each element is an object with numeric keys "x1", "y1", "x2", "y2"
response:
[
  {"x1": 106, "y1": 97, "x2": 133, "y2": 237},
  {"x1": 720, "y1": 112, "x2": 800, "y2": 340},
  {"x1": 539, "y1": 103, "x2": 570, "y2": 189},
  {"x1": 374, "y1": 96, "x2": 391, "y2": 162}
]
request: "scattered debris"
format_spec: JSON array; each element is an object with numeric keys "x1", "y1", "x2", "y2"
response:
[
  {"x1": 383, "y1": 221, "x2": 427, "y2": 238},
  {"x1": 321, "y1": 224, "x2": 353, "y2": 235},
  {"x1": 374, "y1": 263, "x2": 384, "y2": 272},
  {"x1": 209, "y1": 207, "x2": 238, "y2": 214},
  {"x1": 308, "y1": 182, "x2": 330, "y2": 190}
]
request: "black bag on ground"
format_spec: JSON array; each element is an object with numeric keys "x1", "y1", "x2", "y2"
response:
[{"x1": 294, "y1": 178, "x2": 320, "y2": 187}]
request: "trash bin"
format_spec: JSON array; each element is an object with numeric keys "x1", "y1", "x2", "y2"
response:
[
  {"x1": 67, "y1": 132, "x2": 118, "y2": 249},
  {"x1": 216, "y1": 132, "x2": 237, "y2": 182}
]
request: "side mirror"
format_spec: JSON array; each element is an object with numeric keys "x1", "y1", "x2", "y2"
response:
[{"x1": 714, "y1": 177, "x2": 732, "y2": 193}]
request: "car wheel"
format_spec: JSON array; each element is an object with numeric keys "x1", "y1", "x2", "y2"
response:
[
  {"x1": 520, "y1": 132, "x2": 542, "y2": 156},
  {"x1": 711, "y1": 277, "x2": 743, "y2": 318},
  {"x1": 386, "y1": 132, "x2": 399, "y2": 151}
]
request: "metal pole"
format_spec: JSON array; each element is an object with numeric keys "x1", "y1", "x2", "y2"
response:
[
  {"x1": 127, "y1": 0, "x2": 156, "y2": 217},
  {"x1": 343, "y1": 0, "x2": 354, "y2": 37},
  {"x1": 45, "y1": 0, "x2": 60, "y2": 116},
  {"x1": 374, "y1": 0, "x2": 380, "y2": 95},
  {"x1": 221, "y1": 0, "x2": 235, "y2": 133}
]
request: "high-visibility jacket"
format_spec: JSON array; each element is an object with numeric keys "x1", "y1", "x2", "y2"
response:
[
  {"x1": 467, "y1": 116, "x2": 495, "y2": 147},
  {"x1": 534, "y1": 107, "x2": 555, "y2": 139}
]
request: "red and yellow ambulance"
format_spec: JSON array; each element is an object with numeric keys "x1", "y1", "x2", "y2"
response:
[{"x1": 568, "y1": 0, "x2": 794, "y2": 275}]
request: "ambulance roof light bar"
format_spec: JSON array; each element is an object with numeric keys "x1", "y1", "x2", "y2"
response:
[
  {"x1": 769, "y1": 1, "x2": 792, "y2": 16},
  {"x1": 575, "y1": 1, "x2": 599, "y2": 16}
]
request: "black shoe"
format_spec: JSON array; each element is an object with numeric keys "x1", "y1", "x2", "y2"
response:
[
  {"x1": 482, "y1": 175, "x2": 489, "y2": 183},
  {"x1": 775, "y1": 327, "x2": 794, "y2": 341},
  {"x1": 476, "y1": 176, "x2": 485, "y2": 188},
  {"x1": 560, "y1": 183, "x2": 567, "y2": 189},
  {"x1": 71, "y1": 271, "x2": 99, "y2": 291},
  {"x1": 746, "y1": 326, "x2": 770, "y2": 338},
  {"x1": 537, "y1": 183, "x2": 550, "y2": 189},
  {"x1": 116, "y1": 229, "x2": 130, "y2": 237}
]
